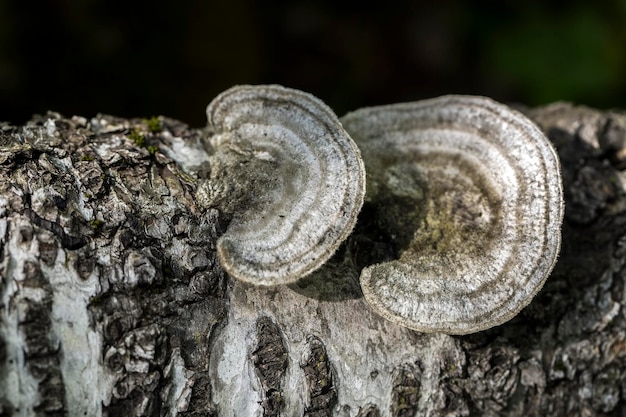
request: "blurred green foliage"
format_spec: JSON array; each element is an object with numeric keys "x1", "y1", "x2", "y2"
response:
[
  {"x1": 483, "y1": 1, "x2": 626, "y2": 107},
  {"x1": 0, "y1": 0, "x2": 624, "y2": 125}
]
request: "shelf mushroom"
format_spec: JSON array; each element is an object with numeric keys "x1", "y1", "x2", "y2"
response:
[
  {"x1": 200, "y1": 85, "x2": 366, "y2": 286},
  {"x1": 341, "y1": 95, "x2": 563, "y2": 335}
]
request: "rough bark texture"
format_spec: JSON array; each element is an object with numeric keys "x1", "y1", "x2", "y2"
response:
[{"x1": 1, "y1": 102, "x2": 626, "y2": 417}]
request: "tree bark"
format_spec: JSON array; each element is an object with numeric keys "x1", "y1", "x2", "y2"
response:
[{"x1": 1, "y1": 103, "x2": 626, "y2": 417}]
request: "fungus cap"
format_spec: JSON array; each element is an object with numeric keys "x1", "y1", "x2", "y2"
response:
[
  {"x1": 205, "y1": 85, "x2": 366, "y2": 286},
  {"x1": 342, "y1": 95, "x2": 563, "y2": 334}
]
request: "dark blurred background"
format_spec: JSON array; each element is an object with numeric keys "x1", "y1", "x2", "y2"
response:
[{"x1": 1, "y1": 0, "x2": 625, "y2": 127}]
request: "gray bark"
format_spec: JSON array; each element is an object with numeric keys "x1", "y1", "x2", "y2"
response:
[{"x1": 1, "y1": 103, "x2": 626, "y2": 417}]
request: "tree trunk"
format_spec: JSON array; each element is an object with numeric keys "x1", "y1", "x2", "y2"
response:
[{"x1": 1, "y1": 103, "x2": 626, "y2": 417}]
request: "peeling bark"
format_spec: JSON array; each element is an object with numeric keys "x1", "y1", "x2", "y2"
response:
[{"x1": 1, "y1": 103, "x2": 626, "y2": 417}]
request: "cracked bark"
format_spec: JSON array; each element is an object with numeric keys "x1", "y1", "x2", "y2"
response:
[{"x1": 1, "y1": 103, "x2": 626, "y2": 417}]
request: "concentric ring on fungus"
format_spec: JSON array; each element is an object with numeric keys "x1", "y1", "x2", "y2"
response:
[
  {"x1": 204, "y1": 85, "x2": 366, "y2": 286},
  {"x1": 341, "y1": 95, "x2": 563, "y2": 334}
]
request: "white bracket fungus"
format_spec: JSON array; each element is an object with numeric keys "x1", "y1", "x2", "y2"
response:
[
  {"x1": 201, "y1": 85, "x2": 366, "y2": 286},
  {"x1": 342, "y1": 95, "x2": 563, "y2": 335}
]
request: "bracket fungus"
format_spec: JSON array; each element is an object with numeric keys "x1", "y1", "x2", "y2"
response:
[
  {"x1": 200, "y1": 85, "x2": 366, "y2": 286},
  {"x1": 342, "y1": 95, "x2": 563, "y2": 335}
]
